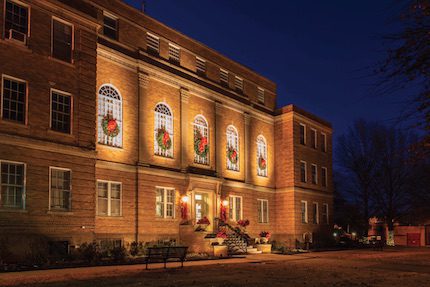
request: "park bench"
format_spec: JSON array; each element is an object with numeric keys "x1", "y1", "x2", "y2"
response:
[{"x1": 144, "y1": 246, "x2": 188, "y2": 269}]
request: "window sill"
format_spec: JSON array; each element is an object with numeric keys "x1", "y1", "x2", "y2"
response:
[
  {"x1": 0, "y1": 119, "x2": 28, "y2": 128},
  {"x1": 96, "y1": 215, "x2": 123, "y2": 219},
  {"x1": 48, "y1": 56, "x2": 75, "y2": 68},
  {"x1": 154, "y1": 217, "x2": 177, "y2": 222},
  {"x1": 47, "y1": 129, "x2": 74, "y2": 138},
  {"x1": 0, "y1": 38, "x2": 32, "y2": 52},
  {"x1": 97, "y1": 143, "x2": 124, "y2": 150},
  {"x1": 0, "y1": 208, "x2": 27, "y2": 213},
  {"x1": 47, "y1": 210, "x2": 73, "y2": 215}
]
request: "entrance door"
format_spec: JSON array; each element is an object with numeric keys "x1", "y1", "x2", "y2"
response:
[
  {"x1": 195, "y1": 193, "x2": 209, "y2": 221},
  {"x1": 426, "y1": 225, "x2": 430, "y2": 246},
  {"x1": 407, "y1": 233, "x2": 421, "y2": 247}
]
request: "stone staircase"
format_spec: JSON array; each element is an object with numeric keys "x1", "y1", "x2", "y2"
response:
[{"x1": 224, "y1": 233, "x2": 248, "y2": 254}]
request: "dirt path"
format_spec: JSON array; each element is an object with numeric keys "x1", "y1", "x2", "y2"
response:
[{"x1": 1, "y1": 248, "x2": 430, "y2": 287}]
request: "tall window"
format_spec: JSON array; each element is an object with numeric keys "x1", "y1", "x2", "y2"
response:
[
  {"x1": 146, "y1": 32, "x2": 159, "y2": 54},
  {"x1": 300, "y1": 161, "x2": 307, "y2": 183},
  {"x1": 299, "y1": 123, "x2": 306, "y2": 145},
  {"x1": 156, "y1": 187, "x2": 175, "y2": 218},
  {"x1": 322, "y1": 167, "x2": 328, "y2": 187},
  {"x1": 52, "y1": 18, "x2": 73, "y2": 63},
  {"x1": 322, "y1": 203, "x2": 329, "y2": 224},
  {"x1": 257, "y1": 135, "x2": 267, "y2": 177},
  {"x1": 1, "y1": 76, "x2": 26, "y2": 123},
  {"x1": 229, "y1": 195, "x2": 242, "y2": 221},
  {"x1": 154, "y1": 103, "x2": 173, "y2": 158},
  {"x1": 311, "y1": 164, "x2": 318, "y2": 184},
  {"x1": 168, "y1": 43, "x2": 180, "y2": 64},
  {"x1": 98, "y1": 85, "x2": 122, "y2": 147},
  {"x1": 257, "y1": 199, "x2": 269, "y2": 223},
  {"x1": 103, "y1": 14, "x2": 118, "y2": 40},
  {"x1": 226, "y1": 125, "x2": 239, "y2": 171},
  {"x1": 97, "y1": 181, "x2": 121, "y2": 216},
  {"x1": 193, "y1": 115, "x2": 209, "y2": 165},
  {"x1": 49, "y1": 167, "x2": 71, "y2": 211},
  {"x1": 301, "y1": 200, "x2": 308, "y2": 223},
  {"x1": 321, "y1": 133, "x2": 327, "y2": 152},
  {"x1": 0, "y1": 161, "x2": 25, "y2": 209},
  {"x1": 312, "y1": 202, "x2": 319, "y2": 224},
  {"x1": 4, "y1": 0, "x2": 29, "y2": 42},
  {"x1": 51, "y1": 90, "x2": 71, "y2": 134},
  {"x1": 311, "y1": 128, "x2": 317, "y2": 149}
]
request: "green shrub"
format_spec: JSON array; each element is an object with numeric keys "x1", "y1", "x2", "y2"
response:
[{"x1": 77, "y1": 242, "x2": 101, "y2": 263}]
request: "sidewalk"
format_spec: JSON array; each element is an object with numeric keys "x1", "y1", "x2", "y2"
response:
[{"x1": 0, "y1": 254, "x2": 299, "y2": 287}]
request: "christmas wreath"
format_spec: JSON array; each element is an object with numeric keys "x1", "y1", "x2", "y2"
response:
[
  {"x1": 258, "y1": 156, "x2": 267, "y2": 170},
  {"x1": 102, "y1": 114, "x2": 120, "y2": 138},
  {"x1": 157, "y1": 126, "x2": 172, "y2": 151},
  {"x1": 227, "y1": 145, "x2": 238, "y2": 164},
  {"x1": 194, "y1": 130, "x2": 209, "y2": 157}
]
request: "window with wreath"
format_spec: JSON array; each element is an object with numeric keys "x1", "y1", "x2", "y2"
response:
[
  {"x1": 97, "y1": 85, "x2": 122, "y2": 147},
  {"x1": 193, "y1": 115, "x2": 209, "y2": 165},
  {"x1": 256, "y1": 135, "x2": 267, "y2": 177},
  {"x1": 154, "y1": 103, "x2": 173, "y2": 158},
  {"x1": 226, "y1": 125, "x2": 239, "y2": 171}
]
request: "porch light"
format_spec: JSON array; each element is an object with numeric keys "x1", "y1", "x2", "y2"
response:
[
  {"x1": 181, "y1": 195, "x2": 189, "y2": 203},
  {"x1": 222, "y1": 199, "x2": 229, "y2": 207}
]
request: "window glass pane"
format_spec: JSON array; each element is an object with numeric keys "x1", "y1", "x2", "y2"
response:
[
  {"x1": 52, "y1": 20, "x2": 72, "y2": 62},
  {"x1": 0, "y1": 162, "x2": 25, "y2": 209},
  {"x1": 111, "y1": 183, "x2": 121, "y2": 199},
  {"x1": 98, "y1": 85, "x2": 123, "y2": 147},
  {"x1": 51, "y1": 92, "x2": 71, "y2": 133},
  {"x1": 156, "y1": 188, "x2": 164, "y2": 217},
  {"x1": 2, "y1": 78, "x2": 26, "y2": 123},
  {"x1": 50, "y1": 169, "x2": 71, "y2": 210},
  {"x1": 111, "y1": 199, "x2": 120, "y2": 216},
  {"x1": 103, "y1": 16, "x2": 118, "y2": 40}
]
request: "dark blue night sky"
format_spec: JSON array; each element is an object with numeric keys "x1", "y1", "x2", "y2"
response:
[{"x1": 125, "y1": 0, "x2": 406, "y2": 137}]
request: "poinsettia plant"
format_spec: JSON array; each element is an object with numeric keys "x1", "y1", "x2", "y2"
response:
[
  {"x1": 227, "y1": 145, "x2": 238, "y2": 164},
  {"x1": 258, "y1": 156, "x2": 267, "y2": 170},
  {"x1": 216, "y1": 229, "x2": 227, "y2": 239},
  {"x1": 194, "y1": 129, "x2": 209, "y2": 157},
  {"x1": 237, "y1": 219, "x2": 250, "y2": 228},
  {"x1": 102, "y1": 114, "x2": 120, "y2": 138},
  {"x1": 196, "y1": 216, "x2": 210, "y2": 225},
  {"x1": 157, "y1": 126, "x2": 172, "y2": 151},
  {"x1": 259, "y1": 231, "x2": 271, "y2": 239}
]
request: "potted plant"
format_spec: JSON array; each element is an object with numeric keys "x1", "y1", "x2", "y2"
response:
[
  {"x1": 216, "y1": 229, "x2": 227, "y2": 245},
  {"x1": 259, "y1": 231, "x2": 271, "y2": 244},
  {"x1": 237, "y1": 219, "x2": 250, "y2": 229},
  {"x1": 257, "y1": 231, "x2": 272, "y2": 254},
  {"x1": 195, "y1": 216, "x2": 210, "y2": 231}
]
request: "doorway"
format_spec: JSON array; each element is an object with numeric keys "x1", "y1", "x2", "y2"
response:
[{"x1": 195, "y1": 192, "x2": 209, "y2": 221}]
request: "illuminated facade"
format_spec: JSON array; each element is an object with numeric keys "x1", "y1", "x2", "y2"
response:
[{"x1": 0, "y1": 0, "x2": 333, "y2": 252}]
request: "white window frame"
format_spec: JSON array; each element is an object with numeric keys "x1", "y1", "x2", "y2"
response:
[
  {"x1": 312, "y1": 202, "x2": 319, "y2": 224},
  {"x1": 97, "y1": 84, "x2": 123, "y2": 148},
  {"x1": 301, "y1": 200, "x2": 308, "y2": 224},
  {"x1": 220, "y1": 68, "x2": 229, "y2": 85},
  {"x1": 257, "y1": 87, "x2": 265, "y2": 103},
  {"x1": 49, "y1": 167, "x2": 72, "y2": 211},
  {"x1": 193, "y1": 115, "x2": 209, "y2": 165},
  {"x1": 50, "y1": 88, "x2": 72, "y2": 134},
  {"x1": 311, "y1": 164, "x2": 318, "y2": 184},
  {"x1": 322, "y1": 167, "x2": 328, "y2": 187},
  {"x1": 257, "y1": 199, "x2": 269, "y2": 223},
  {"x1": 154, "y1": 102, "x2": 173, "y2": 158},
  {"x1": 256, "y1": 135, "x2": 268, "y2": 177},
  {"x1": 4, "y1": 0, "x2": 31, "y2": 41},
  {"x1": 97, "y1": 180, "x2": 122, "y2": 217},
  {"x1": 311, "y1": 128, "x2": 317, "y2": 149},
  {"x1": 168, "y1": 43, "x2": 180, "y2": 63},
  {"x1": 0, "y1": 160, "x2": 26, "y2": 210},
  {"x1": 299, "y1": 123, "x2": 306, "y2": 145},
  {"x1": 229, "y1": 195, "x2": 243, "y2": 221},
  {"x1": 196, "y1": 57, "x2": 206, "y2": 74},
  {"x1": 146, "y1": 32, "x2": 159, "y2": 53},
  {"x1": 322, "y1": 203, "x2": 329, "y2": 224},
  {"x1": 300, "y1": 161, "x2": 307, "y2": 183},
  {"x1": 226, "y1": 125, "x2": 239, "y2": 171},
  {"x1": 155, "y1": 187, "x2": 175, "y2": 219},
  {"x1": 321, "y1": 132, "x2": 327, "y2": 152}
]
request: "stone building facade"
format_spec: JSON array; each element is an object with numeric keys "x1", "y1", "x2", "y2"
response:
[{"x1": 0, "y1": 0, "x2": 333, "y2": 253}]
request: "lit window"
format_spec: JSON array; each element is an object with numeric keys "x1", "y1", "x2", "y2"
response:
[
  {"x1": 299, "y1": 123, "x2": 306, "y2": 145},
  {"x1": 154, "y1": 103, "x2": 173, "y2": 158},
  {"x1": 226, "y1": 125, "x2": 239, "y2": 171},
  {"x1": 301, "y1": 201, "x2": 308, "y2": 223},
  {"x1": 103, "y1": 14, "x2": 118, "y2": 40},
  {"x1": 97, "y1": 181, "x2": 121, "y2": 216},
  {"x1": 220, "y1": 69, "x2": 229, "y2": 86},
  {"x1": 257, "y1": 199, "x2": 269, "y2": 223},
  {"x1": 97, "y1": 85, "x2": 123, "y2": 147},
  {"x1": 312, "y1": 202, "x2": 319, "y2": 224},
  {"x1": 229, "y1": 195, "x2": 242, "y2": 221},
  {"x1": 51, "y1": 90, "x2": 71, "y2": 134},
  {"x1": 311, "y1": 164, "x2": 318, "y2": 184},
  {"x1": 1, "y1": 76, "x2": 26, "y2": 123},
  {"x1": 168, "y1": 43, "x2": 180, "y2": 63},
  {"x1": 257, "y1": 135, "x2": 267, "y2": 177},
  {"x1": 300, "y1": 161, "x2": 307, "y2": 183},
  {"x1": 234, "y1": 76, "x2": 243, "y2": 92},
  {"x1": 193, "y1": 115, "x2": 209, "y2": 165},
  {"x1": 257, "y1": 87, "x2": 265, "y2": 104},
  {"x1": 196, "y1": 57, "x2": 206, "y2": 75},
  {"x1": 321, "y1": 133, "x2": 327, "y2": 152},
  {"x1": 0, "y1": 161, "x2": 25, "y2": 209},
  {"x1": 52, "y1": 18, "x2": 73, "y2": 63},
  {"x1": 50, "y1": 168, "x2": 71, "y2": 211},
  {"x1": 156, "y1": 187, "x2": 175, "y2": 218},
  {"x1": 311, "y1": 128, "x2": 317, "y2": 149},
  {"x1": 146, "y1": 32, "x2": 159, "y2": 54},
  {"x1": 322, "y1": 203, "x2": 329, "y2": 224},
  {"x1": 322, "y1": 167, "x2": 328, "y2": 187},
  {"x1": 4, "y1": 0, "x2": 29, "y2": 43}
]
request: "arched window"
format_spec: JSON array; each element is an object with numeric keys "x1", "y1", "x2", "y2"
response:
[
  {"x1": 226, "y1": 125, "x2": 239, "y2": 171},
  {"x1": 257, "y1": 135, "x2": 268, "y2": 177},
  {"x1": 97, "y1": 84, "x2": 122, "y2": 147},
  {"x1": 193, "y1": 115, "x2": 209, "y2": 165},
  {"x1": 154, "y1": 103, "x2": 173, "y2": 157}
]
